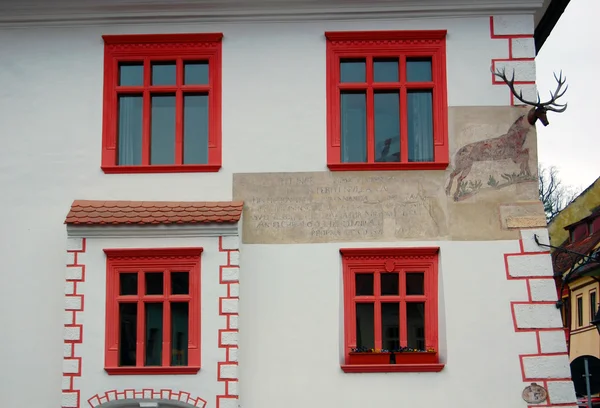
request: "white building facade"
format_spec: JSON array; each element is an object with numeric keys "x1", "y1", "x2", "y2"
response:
[{"x1": 0, "y1": 0, "x2": 577, "y2": 407}]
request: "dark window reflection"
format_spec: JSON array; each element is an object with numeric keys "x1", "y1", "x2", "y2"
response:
[
  {"x1": 407, "y1": 302, "x2": 425, "y2": 350},
  {"x1": 171, "y1": 302, "x2": 189, "y2": 366},
  {"x1": 119, "y1": 303, "x2": 137, "y2": 366},
  {"x1": 406, "y1": 273, "x2": 424, "y2": 295},
  {"x1": 145, "y1": 272, "x2": 163, "y2": 295},
  {"x1": 355, "y1": 273, "x2": 374, "y2": 296},
  {"x1": 145, "y1": 303, "x2": 163, "y2": 366},
  {"x1": 120, "y1": 273, "x2": 138, "y2": 295},
  {"x1": 356, "y1": 303, "x2": 374, "y2": 349},
  {"x1": 381, "y1": 302, "x2": 400, "y2": 350},
  {"x1": 381, "y1": 272, "x2": 399, "y2": 295}
]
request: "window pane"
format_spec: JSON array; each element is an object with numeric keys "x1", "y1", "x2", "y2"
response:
[
  {"x1": 577, "y1": 297, "x2": 583, "y2": 326},
  {"x1": 145, "y1": 272, "x2": 163, "y2": 295},
  {"x1": 145, "y1": 303, "x2": 163, "y2": 366},
  {"x1": 119, "y1": 273, "x2": 138, "y2": 295},
  {"x1": 185, "y1": 62, "x2": 209, "y2": 85},
  {"x1": 340, "y1": 59, "x2": 366, "y2": 83},
  {"x1": 341, "y1": 92, "x2": 367, "y2": 163},
  {"x1": 407, "y1": 302, "x2": 425, "y2": 350},
  {"x1": 356, "y1": 303, "x2": 374, "y2": 349},
  {"x1": 381, "y1": 273, "x2": 399, "y2": 296},
  {"x1": 119, "y1": 303, "x2": 137, "y2": 366},
  {"x1": 171, "y1": 302, "x2": 189, "y2": 366},
  {"x1": 407, "y1": 91, "x2": 434, "y2": 162},
  {"x1": 117, "y1": 95, "x2": 143, "y2": 165},
  {"x1": 119, "y1": 63, "x2": 143, "y2": 86},
  {"x1": 406, "y1": 273, "x2": 424, "y2": 295},
  {"x1": 407, "y1": 58, "x2": 432, "y2": 82},
  {"x1": 591, "y1": 292, "x2": 597, "y2": 322},
  {"x1": 381, "y1": 302, "x2": 400, "y2": 350},
  {"x1": 374, "y1": 92, "x2": 400, "y2": 163},
  {"x1": 374, "y1": 59, "x2": 398, "y2": 82},
  {"x1": 152, "y1": 62, "x2": 176, "y2": 85},
  {"x1": 183, "y1": 94, "x2": 209, "y2": 164},
  {"x1": 355, "y1": 273, "x2": 374, "y2": 296},
  {"x1": 171, "y1": 272, "x2": 189, "y2": 295},
  {"x1": 151, "y1": 95, "x2": 176, "y2": 165}
]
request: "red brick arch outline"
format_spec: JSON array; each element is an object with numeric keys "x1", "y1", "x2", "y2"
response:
[{"x1": 87, "y1": 389, "x2": 207, "y2": 407}]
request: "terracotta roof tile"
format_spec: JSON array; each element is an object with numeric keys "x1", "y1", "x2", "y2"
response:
[
  {"x1": 552, "y1": 231, "x2": 600, "y2": 274},
  {"x1": 65, "y1": 200, "x2": 244, "y2": 225}
]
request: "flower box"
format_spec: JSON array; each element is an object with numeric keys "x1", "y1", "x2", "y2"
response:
[{"x1": 348, "y1": 351, "x2": 437, "y2": 365}]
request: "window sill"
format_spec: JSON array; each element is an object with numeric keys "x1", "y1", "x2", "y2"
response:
[
  {"x1": 341, "y1": 363, "x2": 445, "y2": 373},
  {"x1": 327, "y1": 162, "x2": 449, "y2": 172},
  {"x1": 101, "y1": 165, "x2": 221, "y2": 174},
  {"x1": 105, "y1": 366, "x2": 201, "y2": 375}
]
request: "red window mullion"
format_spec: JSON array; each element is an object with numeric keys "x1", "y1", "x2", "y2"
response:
[
  {"x1": 365, "y1": 57, "x2": 375, "y2": 163},
  {"x1": 142, "y1": 58, "x2": 151, "y2": 165},
  {"x1": 175, "y1": 59, "x2": 184, "y2": 165}
]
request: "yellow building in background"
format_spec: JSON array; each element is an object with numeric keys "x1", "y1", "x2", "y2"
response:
[{"x1": 549, "y1": 176, "x2": 600, "y2": 361}]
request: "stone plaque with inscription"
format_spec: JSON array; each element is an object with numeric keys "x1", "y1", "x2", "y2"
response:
[{"x1": 233, "y1": 172, "x2": 449, "y2": 244}]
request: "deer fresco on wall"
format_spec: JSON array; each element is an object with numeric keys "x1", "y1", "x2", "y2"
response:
[{"x1": 445, "y1": 67, "x2": 568, "y2": 201}]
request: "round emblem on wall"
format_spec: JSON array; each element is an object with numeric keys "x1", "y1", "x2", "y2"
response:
[
  {"x1": 522, "y1": 383, "x2": 547, "y2": 404},
  {"x1": 384, "y1": 260, "x2": 395, "y2": 272}
]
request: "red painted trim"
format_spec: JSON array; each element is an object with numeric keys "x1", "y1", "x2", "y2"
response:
[
  {"x1": 217, "y1": 237, "x2": 239, "y2": 408},
  {"x1": 87, "y1": 389, "x2": 207, "y2": 408},
  {"x1": 104, "y1": 247, "x2": 202, "y2": 374},
  {"x1": 340, "y1": 247, "x2": 440, "y2": 368},
  {"x1": 63, "y1": 239, "x2": 86, "y2": 408},
  {"x1": 101, "y1": 33, "x2": 222, "y2": 174},
  {"x1": 341, "y1": 363, "x2": 445, "y2": 373},
  {"x1": 104, "y1": 366, "x2": 200, "y2": 375},
  {"x1": 504, "y1": 238, "x2": 576, "y2": 407},
  {"x1": 325, "y1": 30, "x2": 449, "y2": 170}
]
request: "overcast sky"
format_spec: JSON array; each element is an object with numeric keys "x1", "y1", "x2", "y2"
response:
[{"x1": 536, "y1": 0, "x2": 600, "y2": 192}]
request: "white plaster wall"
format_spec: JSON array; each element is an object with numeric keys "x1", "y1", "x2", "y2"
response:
[
  {"x1": 77, "y1": 236, "x2": 227, "y2": 404},
  {"x1": 0, "y1": 12, "x2": 535, "y2": 407},
  {"x1": 239, "y1": 239, "x2": 537, "y2": 408}
]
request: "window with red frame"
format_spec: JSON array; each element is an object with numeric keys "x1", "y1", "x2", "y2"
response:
[
  {"x1": 104, "y1": 248, "x2": 202, "y2": 375},
  {"x1": 325, "y1": 31, "x2": 448, "y2": 171},
  {"x1": 340, "y1": 247, "x2": 442, "y2": 373},
  {"x1": 101, "y1": 34, "x2": 222, "y2": 174}
]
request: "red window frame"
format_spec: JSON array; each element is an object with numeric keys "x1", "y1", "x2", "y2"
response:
[
  {"x1": 101, "y1": 33, "x2": 222, "y2": 174},
  {"x1": 104, "y1": 248, "x2": 202, "y2": 375},
  {"x1": 325, "y1": 30, "x2": 448, "y2": 171},
  {"x1": 340, "y1": 247, "x2": 443, "y2": 373}
]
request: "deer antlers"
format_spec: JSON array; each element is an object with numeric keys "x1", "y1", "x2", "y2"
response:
[{"x1": 491, "y1": 66, "x2": 568, "y2": 113}]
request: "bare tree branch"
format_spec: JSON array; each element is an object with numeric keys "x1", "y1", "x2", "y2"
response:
[{"x1": 538, "y1": 164, "x2": 581, "y2": 222}]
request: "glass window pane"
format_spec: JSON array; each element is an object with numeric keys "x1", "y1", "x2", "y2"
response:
[
  {"x1": 183, "y1": 94, "x2": 209, "y2": 164},
  {"x1": 374, "y1": 59, "x2": 399, "y2": 82},
  {"x1": 381, "y1": 273, "x2": 399, "y2": 296},
  {"x1": 407, "y1": 58, "x2": 432, "y2": 82},
  {"x1": 151, "y1": 95, "x2": 176, "y2": 165},
  {"x1": 171, "y1": 302, "x2": 189, "y2": 366},
  {"x1": 407, "y1": 90, "x2": 434, "y2": 162},
  {"x1": 171, "y1": 272, "x2": 189, "y2": 295},
  {"x1": 407, "y1": 302, "x2": 425, "y2": 350},
  {"x1": 117, "y1": 95, "x2": 143, "y2": 165},
  {"x1": 577, "y1": 297, "x2": 583, "y2": 326},
  {"x1": 145, "y1": 303, "x2": 163, "y2": 366},
  {"x1": 185, "y1": 62, "x2": 209, "y2": 85},
  {"x1": 119, "y1": 273, "x2": 138, "y2": 295},
  {"x1": 152, "y1": 62, "x2": 176, "y2": 85},
  {"x1": 591, "y1": 292, "x2": 597, "y2": 322},
  {"x1": 145, "y1": 272, "x2": 163, "y2": 295},
  {"x1": 355, "y1": 273, "x2": 374, "y2": 296},
  {"x1": 356, "y1": 303, "x2": 374, "y2": 349},
  {"x1": 406, "y1": 273, "x2": 425, "y2": 295},
  {"x1": 381, "y1": 302, "x2": 400, "y2": 350},
  {"x1": 341, "y1": 92, "x2": 367, "y2": 163},
  {"x1": 119, "y1": 63, "x2": 144, "y2": 86},
  {"x1": 340, "y1": 59, "x2": 366, "y2": 83},
  {"x1": 119, "y1": 303, "x2": 137, "y2": 366},
  {"x1": 374, "y1": 92, "x2": 400, "y2": 163}
]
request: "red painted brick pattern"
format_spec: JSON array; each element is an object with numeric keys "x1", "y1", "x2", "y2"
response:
[
  {"x1": 62, "y1": 238, "x2": 86, "y2": 408},
  {"x1": 87, "y1": 389, "x2": 207, "y2": 407},
  {"x1": 217, "y1": 236, "x2": 240, "y2": 408},
  {"x1": 65, "y1": 200, "x2": 243, "y2": 225}
]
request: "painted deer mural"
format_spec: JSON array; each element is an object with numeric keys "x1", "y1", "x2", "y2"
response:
[{"x1": 445, "y1": 67, "x2": 568, "y2": 200}]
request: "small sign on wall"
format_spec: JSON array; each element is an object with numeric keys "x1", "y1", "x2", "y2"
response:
[{"x1": 522, "y1": 383, "x2": 548, "y2": 404}]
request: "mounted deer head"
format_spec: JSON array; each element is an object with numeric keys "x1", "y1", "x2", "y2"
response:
[{"x1": 491, "y1": 66, "x2": 568, "y2": 126}]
